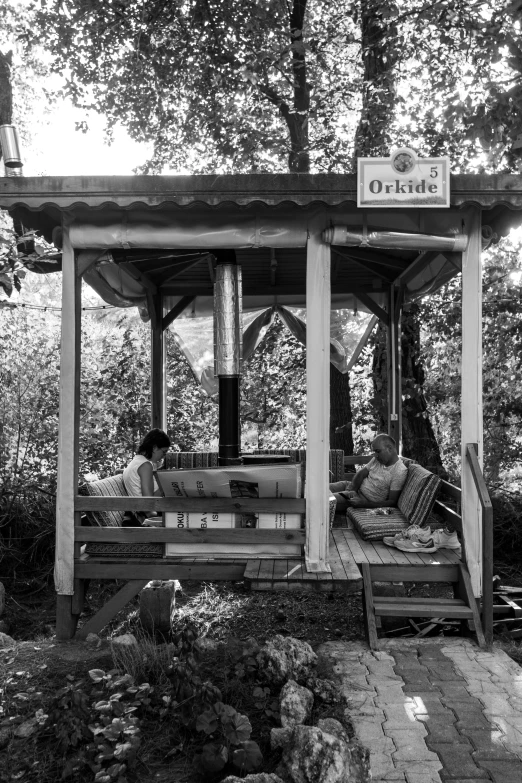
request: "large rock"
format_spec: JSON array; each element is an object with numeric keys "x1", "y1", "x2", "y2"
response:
[
  {"x1": 221, "y1": 775, "x2": 285, "y2": 783},
  {"x1": 277, "y1": 724, "x2": 370, "y2": 783},
  {"x1": 257, "y1": 635, "x2": 317, "y2": 685},
  {"x1": 111, "y1": 633, "x2": 138, "y2": 649},
  {"x1": 280, "y1": 680, "x2": 314, "y2": 728},
  {"x1": 0, "y1": 631, "x2": 15, "y2": 648},
  {"x1": 305, "y1": 675, "x2": 341, "y2": 705}
]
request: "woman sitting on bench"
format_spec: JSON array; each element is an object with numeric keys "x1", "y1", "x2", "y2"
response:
[{"x1": 122, "y1": 428, "x2": 171, "y2": 525}]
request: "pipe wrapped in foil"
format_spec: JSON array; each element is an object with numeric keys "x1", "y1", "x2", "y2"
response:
[
  {"x1": 322, "y1": 226, "x2": 468, "y2": 252},
  {"x1": 214, "y1": 264, "x2": 242, "y2": 376}
]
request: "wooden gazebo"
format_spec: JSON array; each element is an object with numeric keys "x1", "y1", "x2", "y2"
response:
[{"x1": 1, "y1": 171, "x2": 519, "y2": 645}]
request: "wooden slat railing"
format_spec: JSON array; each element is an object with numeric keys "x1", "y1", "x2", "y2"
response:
[
  {"x1": 466, "y1": 443, "x2": 494, "y2": 648},
  {"x1": 75, "y1": 497, "x2": 306, "y2": 514},
  {"x1": 75, "y1": 528, "x2": 305, "y2": 544}
]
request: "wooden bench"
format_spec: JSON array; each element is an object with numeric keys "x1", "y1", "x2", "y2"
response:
[{"x1": 341, "y1": 457, "x2": 487, "y2": 649}]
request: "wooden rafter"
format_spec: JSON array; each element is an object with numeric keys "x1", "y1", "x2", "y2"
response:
[{"x1": 162, "y1": 296, "x2": 195, "y2": 331}]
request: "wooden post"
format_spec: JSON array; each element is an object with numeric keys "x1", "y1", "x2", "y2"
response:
[
  {"x1": 461, "y1": 208, "x2": 483, "y2": 597},
  {"x1": 387, "y1": 285, "x2": 402, "y2": 448},
  {"x1": 305, "y1": 226, "x2": 331, "y2": 573},
  {"x1": 55, "y1": 220, "x2": 81, "y2": 638},
  {"x1": 151, "y1": 294, "x2": 166, "y2": 429}
]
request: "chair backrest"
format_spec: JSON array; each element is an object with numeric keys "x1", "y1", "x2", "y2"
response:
[
  {"x1": 79, "y1": 474, "x2": 128, "y2": 527},
  {"x1": 164, "y1": 449, "x2": 345, "y2": 482},
  {"x1": 398, "y1": 463, "x2": 441, "y2": 528}
]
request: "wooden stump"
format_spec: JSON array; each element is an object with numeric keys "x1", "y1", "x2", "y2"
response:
[{"x1": 139, "y1": 580, "x2": 176, "y2": 634}]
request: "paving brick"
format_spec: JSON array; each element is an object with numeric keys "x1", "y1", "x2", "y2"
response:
[
  {"x1": 405, "y1": 773, "x2": 442, "y2": 783},
  {"x1": 452, "y1": 704, "x2": 492, "y2": 731},
  {"x1": 401, "y1": 680, "x2": 440, "y2": 692},
  {"x1": 430, "y1": 744, "x2": 488, "y2": 779},
  {"x1": 424, "y1": 664, "x2": 466, "y2": 681},
  {"x1": 421, "y1": 717, "x2": 469, "y2": 745},
  {"x1": 382, "y1": 716, "x2": 427, "y2": 733},
  {"x1": 391, "y1": 730, "x2": 441, "y2": 761},
  {"x1": 351, "y1": 716, "x2": 386, "y2": 741},
  {"x1": 476, "y1": 760, "x2": 522, "y2": 783},
  {"x1": 393, "y1": 760, "x2": 443, "y2": 778},
  {"x1": 476, "y1": 693, "x2": 520, "y2": 716},
  {"x1": 458, "y1": 728, "x2": 508, "y2": 758},
  {"x1": 367, "y1": 750, "x2": 396, "y2": 780},
  {"x1": 402, "y1": 694, "x2": 456, "y2": 715},
  {"x1": 417, "y1": 646, "x2": 450, "y2": 661},
  {"x1": 432, "y1": 681, "x2": 477, "y2": 700}
]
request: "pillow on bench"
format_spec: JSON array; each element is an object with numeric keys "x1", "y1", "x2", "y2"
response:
[
  {"x1": 347, "y1": 463, "x2": 441, "y2": 541},
  {"x1": 80, "y1": 475, "x2": 163, "y2": 558}
]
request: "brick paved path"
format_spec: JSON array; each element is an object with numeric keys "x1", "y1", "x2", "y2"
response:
[{"x1": 317, "y1": 638, "x2": 522, "y2": 783}]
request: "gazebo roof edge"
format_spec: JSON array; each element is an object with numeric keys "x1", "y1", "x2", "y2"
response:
[{"x1": 2, "y1": 173, "x2": 522, "y2": 211}]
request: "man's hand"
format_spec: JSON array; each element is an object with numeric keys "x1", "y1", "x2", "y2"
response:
[{"x1": 347, "y1": 494, "x2": 366, "y2": 508}]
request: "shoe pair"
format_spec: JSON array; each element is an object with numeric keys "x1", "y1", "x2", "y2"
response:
[{"x1": 383, "y1": 524, "x2": 461, "y2": 553}]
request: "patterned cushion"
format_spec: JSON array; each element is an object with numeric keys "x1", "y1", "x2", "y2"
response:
[
  {"x1": 347, "y1": 508, "x2": 409, "y2": 540},
  {"x1": 84, "y1": 542, "x2": 164, "y2": 558},
  {"x1": 80, "y1": 475, "x2": 127, "y2": 528},
  {"x1": 398, "y1": 464, "x2": 441, "y2": 527},
  {"x1": 253, "y1": 449, "x2": 345, "y2": 482},
  {"x1": 165, "y1": 451, "x2": 219, "y2": 470},
  {"x1": 80, "y1": 474, "x2": 163, "y2": 558}
]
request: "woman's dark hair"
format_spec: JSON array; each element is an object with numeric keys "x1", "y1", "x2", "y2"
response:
[{"x1": 137, "y1": 429, "x2": 171, "y2": 459}]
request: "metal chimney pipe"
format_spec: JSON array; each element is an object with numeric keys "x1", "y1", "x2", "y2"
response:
[
  {"x1": 0, "y1": 125, "x2": 23, "y2": 168},
  {"x1": 214, "y1": 255, "x2": 242, "y2": 465}
]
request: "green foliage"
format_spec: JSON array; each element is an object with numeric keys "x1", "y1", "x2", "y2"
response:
[
  {"x1": 241, "y1": 316, "x2": 306, "y2": 449},
  {"x1": 37, "y1": 670, "x2": 153, "y2": 783},
  {"x1": 420, "y1": 234, "x2": 522, "y2": 485}
]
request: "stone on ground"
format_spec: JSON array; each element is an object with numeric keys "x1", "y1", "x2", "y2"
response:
[
  {"x1": 278, "y1": 724, "x2": 371, "y2": 783},
  {"x1": 0, "y1": 631, "x2": 15, "y2": 648},
  {"x1": 280, "y1": 679, "x2": 314, "y2": 728},
  {"x1": 111, "y1": 633, "x2": 138, "y2": 649},
  {"x1": 257, "y1": 635, "x2": 317, "y2": 685}
]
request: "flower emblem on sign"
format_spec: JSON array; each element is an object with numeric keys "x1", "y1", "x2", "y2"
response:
[{"x1": 391, "y1": 148, "x2": 416, "y2": 174}]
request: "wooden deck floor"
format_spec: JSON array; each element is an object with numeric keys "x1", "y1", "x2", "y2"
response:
[{"x1": 244, "y1": 520, "x2": 461, "y2": 592}]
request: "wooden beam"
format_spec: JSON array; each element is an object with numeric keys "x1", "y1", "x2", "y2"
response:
[
  {"x1": 75, "y1": 527, "x2": 306, "y2": 544},
  {"x1": 159, "y1": 256, "x2": 210, "y2": 284},
  {"x1": 346, "y1": 316, "x2": 378, "y2": 372},
  {"x1": 75, "y1": 580, "x2": 149, "y2": 639},
  {"x1": 75, "y1": 496, "x2": 306, "y2": 514},
  {"x1": 333, "y1": 246, "x2": 409, "y2": 270},
  {"x1": 387, "y1": 285, "x2": 402, "y2": 446},
  {"x1": 353, "y1": 290, "x2": 389, "y2": 326},
  {"x1": 394, "y1": 250, "x2": 440, "y2": 286},
  {"x1": 162, "y1": 296, "x2": 195, "y2": 331},
  {"x1": 151, "y1": 294, "x2": 166, "y2": 429},
  {"x1": 119, "y1": 262, "x2": 157, "y2": 293},
  {"x1": 76, "y1": 561, "x2": 246, "y2": 580},
  {"x1": 305, "y1": 225, "x2": 331, "y2": 573},
  {"x1": 55, "y1": 220, "x2": 81, "y2": 610},
  {"x1": 161, "y1": 284, "x2": 389, "y2": 297},
  {"x1": 461, "y1": 208, "x2": 483, "y2": 598}
]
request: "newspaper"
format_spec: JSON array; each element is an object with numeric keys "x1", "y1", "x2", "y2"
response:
[
  {"x1": 160, "y1": 464, "x2": 302, "y2": 557},
  {"x1": 156, "y1": 463, "x2": 301, "y2": 500}
]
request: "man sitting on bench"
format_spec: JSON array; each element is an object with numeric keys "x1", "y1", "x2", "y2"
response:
[{"x1": 329, "y1": 434, "x2": 407, "y2": 512}]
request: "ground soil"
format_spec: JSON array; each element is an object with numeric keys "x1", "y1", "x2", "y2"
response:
[{"x1": 2, "y1": 559, "x2": 522, "y2": 782}]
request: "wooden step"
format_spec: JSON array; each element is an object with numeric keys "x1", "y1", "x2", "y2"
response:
[{"x1": 374, "y1": 598, "x2": 473, "y2": 619}]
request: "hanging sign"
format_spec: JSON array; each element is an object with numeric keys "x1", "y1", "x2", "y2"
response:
[{"x1": 358, "y1": 148, "x2": 450, "y2": 208}]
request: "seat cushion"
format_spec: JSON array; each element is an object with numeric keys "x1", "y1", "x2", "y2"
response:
[
  {"x1": 347, "y1": 508, "x2": 409, "y2": 540},
  {"x1": 398, "y1": 464, "x2": 441, "y2": 528}
]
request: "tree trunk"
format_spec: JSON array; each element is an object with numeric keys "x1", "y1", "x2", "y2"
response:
[
  {"x1": 0, "y1": 50, "x2": 13, "y2": 129},
  {"x1": 329, "y1": 365, "x2": 354, "y2": 454},
  {"x1": 371, "y1": 306, "x2": 447, "y2": 475}
]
